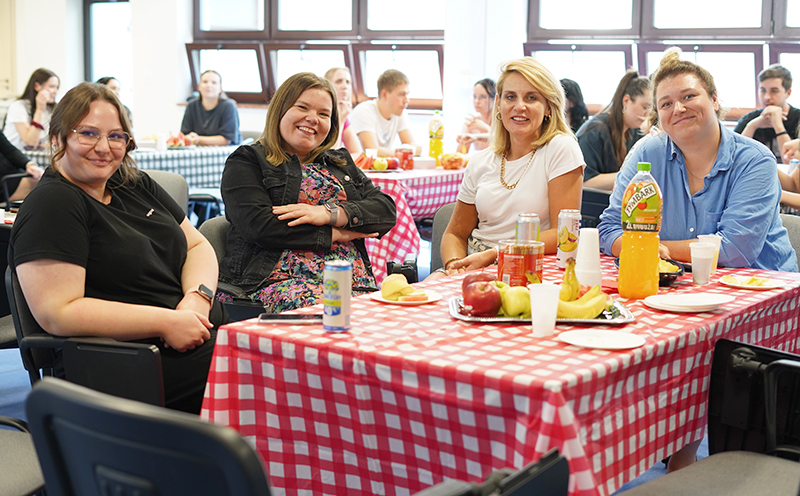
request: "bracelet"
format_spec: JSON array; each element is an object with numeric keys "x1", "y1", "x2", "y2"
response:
[
  {"x1": 29, "y1": 120, "x2": 44, "y2": 130},
  {"x1": 776, "y1": 130, "x2": 788, "y2": 137},
  {"x1": 443, "y1": 257, "x2": 462, "y2": 270},
  {"x1": 433, "y1": 267, "x2": 447, "y2": 275}
]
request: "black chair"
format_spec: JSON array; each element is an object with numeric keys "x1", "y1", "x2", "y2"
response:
[
  {"x1": 0, "y1": 416, "x2": 45, "y2": 496},
  {"x1": 25, "y1": 377, "x2": 272, "y2": 496},
  {"x1": 414, "y1": 448, "x2": 568, "y2": 496},
  {"x1": 621, "y1": 339, "x2": 800, "y2": 495},
  {"x1": 580, "y1": 188, "x2": 611, "y2": 228},
  {"x1": 6, "y1": 266, "x2": 164, "y2": 406}
]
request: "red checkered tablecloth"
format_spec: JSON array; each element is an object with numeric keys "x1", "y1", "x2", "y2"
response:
[
  {"x1": 202, "y1": 256, "x2": 800, "y2": 496},
  {"x1": 365, "y1": 169, "x2": 464, "y2": 283}
]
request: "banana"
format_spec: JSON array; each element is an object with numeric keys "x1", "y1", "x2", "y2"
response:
[
  {"x1": 559, "y1": 259, "x2": 580, "y2": 302},
  {"x1": 557, "y1": 292, "x2": 608, "y2": 320},
  {"x1": 574, "y1": 285, "x2": 602, "y2": 304}
]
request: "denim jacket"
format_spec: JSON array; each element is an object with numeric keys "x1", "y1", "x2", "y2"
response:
[{"x1": 219, "y1": 143, "x2": 397, "y2": 294}]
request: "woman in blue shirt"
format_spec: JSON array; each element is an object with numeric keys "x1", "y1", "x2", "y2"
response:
[{"x1": 599, "y1": 48, "x2": 797, "y2": 274}]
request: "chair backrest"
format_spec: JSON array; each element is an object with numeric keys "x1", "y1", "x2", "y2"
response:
[
  {"x1": 431, "y1": 202, "x2": 456, "y2": 271},
  {"x1": 199, "y1": 215, "x2": 230, "y2": 264},
  {"x1": 26, "y1": 378, "x2": 273, "y2": 496},
  {"x1": 708, "y1": 338, "x2": 800, "y2": 457},
  {"x1": 780, "y1": 213, "x2": 800, "y2": 271},
  {"x1": 142, "y1": 169, "x2": 189, "y2": 213},
  {"x1": 580, "y1": 188, "x2": 611, "y2": 228}
]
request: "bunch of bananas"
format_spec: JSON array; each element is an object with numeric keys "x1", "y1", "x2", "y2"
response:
[{"x1": 556, "y1": 260, "x2": 610, "y2": 320}]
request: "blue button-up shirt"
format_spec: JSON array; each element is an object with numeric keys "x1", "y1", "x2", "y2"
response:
[{"x1": 598, "y1": 123, "x2": 798, "y2": 272}]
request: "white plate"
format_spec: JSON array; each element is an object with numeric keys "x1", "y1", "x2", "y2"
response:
[
  {"x1": 643, "y1": 293, "x2": 735, "y2": 313},
  {"x1": 558, "y1": 330, "x2": 646, "y2": 350},
  {"x1": 719, "y1": 276, "x2": 787, "y2": 291},
  {"x1": 370, "y1": 290, "x2": 442, "y2": 306}
]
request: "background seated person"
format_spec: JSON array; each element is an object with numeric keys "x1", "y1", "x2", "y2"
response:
[
  {"x1": 561, "y1": 78, "x2": 588, "y2": 134},
  {"x1": 219, "y1": 72, "x2": 396, "y2": 312},
  {"x1": 11, "y1": 82, "x2": 225, "y2": 414},
  {"x1": 0, "y1": 130, "x2": 45, "y2": 201},
  {"x1": 734, "y1": 64, "x2": 799, "y2": 163},
  {"x1": 324, "y1": 67, "x2": 362, "y2": 155},
  {"x1": 599, "y1": 48, "x2": 797, "y2": 274},
  {"x1": 348, "y1": 69, "x2": 421, "y2": 157},
  {"x1": 576, "y1": 70, "x2": 650, "y2": 191},
  {"x1": 777, "y1": 132, "x2": 800, "y2": 209},
  {"x1": 435, "y1": 57, "x2": 584, "y2": 276},
  {"x1": 96, "y1": 76, "x2": 133, "y2": 126},
  {"x1": 180, "y1": 70, "x2": 242, "y2": 146},
  {"x1": 4, "y1": 68, "x2": 59, "y2": 151},
  {"x1": 456, "y1": 78, "x2": 496, "y2": 153}
]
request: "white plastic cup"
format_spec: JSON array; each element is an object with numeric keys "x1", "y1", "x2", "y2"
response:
[
  {"x1": 574, "y1": 228, "x2": 603, "y2": 289},
  {"x1": 365, "y1": 148, "x2": 378, "y2": 158},
  {"x1": 156, "y1": 133, "x2": 167, "y2": 151},
  {"x1": 690, "y1": 242, "x2": 716, "y2": 285},
  {"x1": 697, "y1": 234, "x2": 722, "y2": 274},
  {"x1": 529, "y1": 283, "x2": 561, "y2": 337}
]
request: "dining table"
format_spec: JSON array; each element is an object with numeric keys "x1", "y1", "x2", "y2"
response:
[
  {"x1": 201, "y1": 255, "x2": 800, "y2": 496},
  {"x1": 25, "y1": 145, "x2": 240, "y2": 189},
  {"x1": 364, "y1": 168, "x2": 464, "y2": 283}
]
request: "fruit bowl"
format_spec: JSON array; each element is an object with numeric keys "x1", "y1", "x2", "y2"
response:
[{"x1": 614, "y1": 258, "x2": 685, "y2": 286}]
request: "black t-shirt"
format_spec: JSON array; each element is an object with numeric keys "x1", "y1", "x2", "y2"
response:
[
  {"x1": 734, "y1": 105, "x2": 800, "y2": 163},
  {"x1": 11, "y1": 168, "x2": 187, "y2": 310},
  {"x1": 576, "y1": 112, "x2": 643, "y2": 181},
  {"x1": 180, "y1": 98, "x2": 242, "y2": 145}
]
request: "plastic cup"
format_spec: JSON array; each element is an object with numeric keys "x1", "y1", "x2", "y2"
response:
[
  {"x1": 365, "y1": 148, "x2": 378, "y2": 158},
  {"x1": 697, "y1": 234, "x2": 722, "y2": 274},
  {"x1": 574, "y1": 228, "x2": 603, "y2": 288},
  {"x1": 529, "y1": 283, "x2": 561, "y2": 337},
  {"x1": 690, "y1": 242, "x2": 716, "y2": 285},
  {"x1": 156, "y1": 133, "x2": 167, "y2": 151}
]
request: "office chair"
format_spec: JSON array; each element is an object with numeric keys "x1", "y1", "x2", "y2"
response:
[
  {"x1": 580, "y1": 188, "x2": 611, "y2": 228},
  {"x1": 1, "y1": 172, "x2": 31, "y2": 209},
  {"x1": 0, "y1": 415, "x2": 45, "y2": 496},
  {"x1": 26, "y1": 377, "x2": 272, "y2": 496},
  {"x1": 779, "y1": 214, "x2": 800, "y2": 271},
  {"x1": 6, "y1": 266, "x2": 164, "y2": 406},
  {"x1": 430, "y1": 202, "x2": 456, "y2": 272},
  {"x1": 621, "y1": 339, "x2": 800, "y2": 495}
]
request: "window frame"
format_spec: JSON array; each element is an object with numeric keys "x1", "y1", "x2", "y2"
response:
[
  {"x1": 185, "y1": 42, "x2": 270, "y2": 104},
  {"x1": 522, "y1": 42, "x2": 635, "y2": 70},
  {"x1": 192, "y1": 0, "x2": 269, "y2": 41},
  {"x1": 769, "y1": 43, "x2": 800, "y2": 65},
  {"x1": 269, "y1": 0, "x2": 359, "y2": 40},
  {"x1": 527, "y1": 0, "x2": 641, "y2": 40},
  {"x1": 640, "y1": 0, "x2": 773, "y2": 39},
  {"x1": 263, "y1": 42, "x2": 356, "y2": 95},
  {"x1": 774, "y1": 0, "x2": 800, "y2": 38}
]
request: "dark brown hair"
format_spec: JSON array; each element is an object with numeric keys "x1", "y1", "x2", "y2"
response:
[
  {"x1": 601, "y1": 70, "x2": 650, "y2": 165},
  {"x1": 19, "y1": 68, "x2": 59, "y2": 119}
]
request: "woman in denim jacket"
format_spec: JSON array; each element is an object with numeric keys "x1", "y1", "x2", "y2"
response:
[{"x1": 219, "y1": 72, "x2": 396, "y2": 312}]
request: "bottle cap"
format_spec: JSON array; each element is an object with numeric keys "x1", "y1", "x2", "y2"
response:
[{"x1": 637, "y1": 162, "x2": 651, "y2": 171}]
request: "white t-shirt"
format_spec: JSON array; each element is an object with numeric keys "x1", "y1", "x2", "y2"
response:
[
  {"x1": 457, "y1": 133, "x2": 585, "y2": 246},
  {"x1": 348, "y1": 99, "x2": 410, "y2": 150},
  {"x1": 3, "y1": 99, "x2": 51, "y2": 150}
]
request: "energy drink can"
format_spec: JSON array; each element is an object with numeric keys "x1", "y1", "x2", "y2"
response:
[
  {"x1": 556, "y1": 209, "x2": 582, "y2": 269},
  {"x1": 515, "y1": 213, "x2": 540, "y2": 242},
  {"x1": 323, "y1": 260, "x2": 352, "y2": 332}
]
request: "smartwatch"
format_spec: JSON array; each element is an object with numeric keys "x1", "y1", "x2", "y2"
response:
[
  {"x1": 324, "y1": 201, "x2": 339, "y2": 226},
  {"x1": 192, "y1": 284, "x2": 214, "y2": 302}
]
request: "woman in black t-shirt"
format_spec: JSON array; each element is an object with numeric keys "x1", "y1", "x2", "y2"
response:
[{"x1": 11, "y1": 82, "x2": 223, "y2": 414}]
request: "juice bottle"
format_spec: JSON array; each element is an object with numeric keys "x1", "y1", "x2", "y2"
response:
[
  {"x1": 618, "y1": 162, "x2": 662, "y2": 299},
  {"x1": 429, "y1": 111, "x2": 444, "y2": 166}
]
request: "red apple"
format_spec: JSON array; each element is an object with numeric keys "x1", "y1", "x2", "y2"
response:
[
  {"x1": 386, "y1": 157, "x2": 400, "y2": 169},
  {"x1": 462, "y1": 271, "x2": 498, "y2": 294},
  {"x1": 463, "y1": 281, "x2": 502, "y2": 317}
]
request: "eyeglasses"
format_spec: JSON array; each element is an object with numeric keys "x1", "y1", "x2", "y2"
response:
[{"x1": 72, "y1": 126, "x2": 131, "y2": 149}]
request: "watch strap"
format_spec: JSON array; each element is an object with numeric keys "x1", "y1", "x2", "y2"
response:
[
  {"x1": 193, "y1": 284, "x2": 214, "y2": 302},
  {"x1": 325, "y1": 202, "x2": 338, "y2": 226}
]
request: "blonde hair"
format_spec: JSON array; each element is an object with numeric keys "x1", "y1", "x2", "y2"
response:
[
  {"x1": 259, "y1": 72, "x2": 340, "y2": 166},
  {"x1": 651, "y1": 47, "x2": 726, "y2": 120},
  {"x1": 49, "y1": 82, "x2": 139, "y2": 187},
  {"x1": 490, "y1": 57, "x2": 571, "y2": 156}
]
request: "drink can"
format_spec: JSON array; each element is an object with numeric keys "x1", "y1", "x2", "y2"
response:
[
  {"x1": 515, "y1": 213, "x2": 540, "y2": 242},
  {"x1": 323, "y1": 260, "x2": 351, "y2": 332},
  {"x1": 556, "y1": 209, "x2": 582, "y2": 269},
  {"x1": 497, "y1": 239, "x2": 545, "y2": 286}
]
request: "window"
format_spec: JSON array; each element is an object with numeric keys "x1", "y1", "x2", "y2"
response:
[
  {"x1": 85, "y1": 1, "x2": 133, "y2": 108},
  {"x1": 643, "y1": 0, "x2": 771, "y2": 38},
  {"x1": 354, "y1": 44, "x2": 443, "y2": 102},
  {"x1": 186, "y1": 43, "x2": 268, "y2": 103},
  {"x1": 529, "y1": 0, "x2": 640, "y2": 39}
]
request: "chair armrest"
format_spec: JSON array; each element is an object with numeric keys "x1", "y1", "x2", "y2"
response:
[{"x1": 0, "y1": 415, "x2": 29, "y2": 433}]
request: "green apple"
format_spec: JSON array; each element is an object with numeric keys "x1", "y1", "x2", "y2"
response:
[
  {"x1": 501, "y1": 286, "x2": 530, "y2": 318},
  {"x1": 372, "y1": 157, "x2": 388, "y2": 171}
]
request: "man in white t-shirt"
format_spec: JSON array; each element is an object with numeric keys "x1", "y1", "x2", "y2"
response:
[{"x1": 349, "y1": 69, "x2": 421, "y2": 157}]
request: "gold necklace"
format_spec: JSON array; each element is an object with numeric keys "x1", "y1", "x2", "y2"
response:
[{"x1": 500, "y1": 150, "x2": 536, "y2": 190}]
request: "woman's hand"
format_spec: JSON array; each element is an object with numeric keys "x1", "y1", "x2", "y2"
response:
[
  {"x1": 160, "y1": 309, "x2": 212, "y2": 352},
  {"x1": 34, "y1": 87, "x2": 51, "y2": 112},
  {"x1": 659, "y1": 243, "x2": 672, "y2": 260},
  {"x1": 465, "y1": 116, "x2": 491, "y2": 134},
  {"x1": 783, "y1": 139, "x2": 800, "y2": 163},
  {"x1": 186, "y1": 132, "x2": 200, "y2": 145},
  {"x1": 25, "y1": 162, "x2": 44, "y2": 179},
  {"x1": 448, "y1": 249, "x2": 496, "y2": 273},
  {"x1": 332, "y1": 227, "x2": 378, "y2": 243},
  {"x1": 338, "y1": 100, "x2": 352, "y2": 122},
  {"x1": 273, "y1": 203, "x2": 330, "y2": 226}
]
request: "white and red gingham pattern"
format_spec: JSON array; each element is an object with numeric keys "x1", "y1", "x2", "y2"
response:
[
  {"x1": 202, "y1": 257, "x2": 800, "y2": 496},
  {"x1": 365, "y1": 170, "x2": 464, "y2": 284}
]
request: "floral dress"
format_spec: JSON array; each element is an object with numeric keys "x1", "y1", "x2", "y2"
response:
[{"x1": 248, "y1": 163, "x2": 376, "y2": 312}]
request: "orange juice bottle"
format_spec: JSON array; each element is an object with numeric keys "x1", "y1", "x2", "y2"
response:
[
  {"x1": 618, "y1": 162, "x2": 662, "y2": 299},
  {"x1": 429, "y1": 111, "x2": 444, "y2": 166}
]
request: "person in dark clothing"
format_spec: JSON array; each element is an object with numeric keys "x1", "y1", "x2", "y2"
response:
[
  {"x1": 0, "y1": 130, "x2": 44, "y2": 200},
  {"x1": 180, "y1": 70, "x2": 242, "y2": 145}
]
